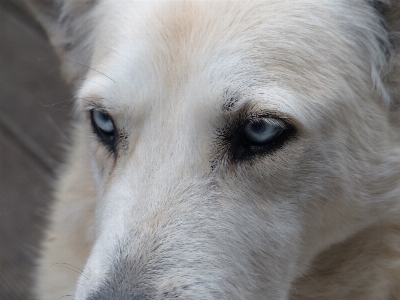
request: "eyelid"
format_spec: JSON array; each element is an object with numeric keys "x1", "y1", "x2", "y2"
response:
[
  {"x1": 224, "y1": 101, "x2": 295, "y2": 125},
  {"x1": 84, "y1": 101, "x2": 106, "y2": 112},
  {"x1": 84, "y1": 103, "x2": 114, "y2": 124},
  {"x1": 81, "y1": 98, "x2": 115, "y2": 113},
  {"x1": 247, "y1": 117, "x2": 287, "y2": 128}
]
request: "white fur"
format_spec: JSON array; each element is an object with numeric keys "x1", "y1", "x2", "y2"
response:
[{"x1": 24, "y1": 0, "x2": 400, "y2": 299}]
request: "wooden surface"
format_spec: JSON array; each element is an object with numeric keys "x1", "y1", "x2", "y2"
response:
[{"x1": 0, "y1": 0, "x2": 73, "y2": 298}]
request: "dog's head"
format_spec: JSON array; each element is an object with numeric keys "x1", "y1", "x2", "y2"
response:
[{"x1": 27, "y1": 0, "x2": 400, "y2": 299}]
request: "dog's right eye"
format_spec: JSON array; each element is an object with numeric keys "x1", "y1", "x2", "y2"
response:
[
  {"x1": 243, "y1": 119, "x2": 284, "y2": 145},
  {"x1": 90, "y1": 110, "x2": 117, "y2": 152},
  {"x1": 228, "y1": 117, "x2": 295, "y2": 162}
]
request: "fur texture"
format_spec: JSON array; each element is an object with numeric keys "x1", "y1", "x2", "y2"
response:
[{"x1": 24, "y1": 0, "x2": 400, "y2": 299}]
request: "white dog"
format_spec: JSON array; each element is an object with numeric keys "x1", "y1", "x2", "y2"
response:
[{"x1": 25, "y1": 0, "x2": 400, "y2": 299}]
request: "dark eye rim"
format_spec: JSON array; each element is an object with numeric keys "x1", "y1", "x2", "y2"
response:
[
  {"x1": 89, "y1": 109, "x2": 117, "y2": 153},
  {"x1": 228, "y1": 116, "x2": 296, "y2": 162}
]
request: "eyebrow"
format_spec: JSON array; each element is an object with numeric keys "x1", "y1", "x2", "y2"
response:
[{"x1": 221, "y1": 89, "x2": 241, "y2": 112}]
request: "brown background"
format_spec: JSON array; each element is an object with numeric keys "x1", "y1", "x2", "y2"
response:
[{"x1": 0, "y1": 0, "x2": 73, "y2": 298}]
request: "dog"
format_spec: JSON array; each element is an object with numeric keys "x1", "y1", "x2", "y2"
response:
[{"x1": 24, "y1": 0, "x2": 400, "y2": 299}]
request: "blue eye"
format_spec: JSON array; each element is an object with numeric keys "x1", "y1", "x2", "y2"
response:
[
  {"x1": 92, "y1": 110, "x2": 114, "y2": 134},
  {"x1": 226, "y1": 116, "x2": 295, "y2": 162},
  {"x1": 244, "y1": 118, "x2": 284, "y2": 145},
  {"x1": 90, "y1": 110, "x2": 116, "y2": 152}
]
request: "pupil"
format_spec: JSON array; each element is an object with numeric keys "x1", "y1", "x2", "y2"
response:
[
  {"x1": 100, "y1": 112, "x2": 109, "y2": 122},
  {"x1": 250, "y1": 121, "x2": 266, "y2": 133}
]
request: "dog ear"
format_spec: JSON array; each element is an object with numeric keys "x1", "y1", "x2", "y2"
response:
[{"x1": 23, "y1": 0, "x2": 97, "y2": 83}]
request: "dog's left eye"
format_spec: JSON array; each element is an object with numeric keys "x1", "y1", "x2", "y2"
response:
[
  {"x1": 90, "y1": 110, "x2": 117, "y2": 152},
  {"x1": 244, "y1": 119, "x2": 284, "y2": 145},
  {"x1": 229, "y1": 117, "x2": 294, "y2": 161}
]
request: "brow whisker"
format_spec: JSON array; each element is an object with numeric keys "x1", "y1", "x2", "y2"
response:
[
  {"x1": 39, "y1": 98, "x2": 74, "y2": 107},
  {"x1": 51, "y1": 263, "x2": 89, "y2": 280},
  {"x1": 57, "y1": 295, "x2": 74, "y2": 300},
  {"x1": 78, "y1": 79, "x2": 110, "y2": 89},
  {"x1": 61, "y1": 58, "x2": 116, "y2": 83}
]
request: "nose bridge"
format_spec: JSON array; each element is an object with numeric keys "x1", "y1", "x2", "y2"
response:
[
  {"x1": 91, "y1": 92, "x2": 215, "y2": 280},
  {"x1": 104, "y1": 106, "x2": 212, "y2": 232},
  {"x1": 134, "y1": 101, "x2": 210, "y2": 178},
  {"x1": 87, "y1": 176, "x2": 222, "y2": 300}
]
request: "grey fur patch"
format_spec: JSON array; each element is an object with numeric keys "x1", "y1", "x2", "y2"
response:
[
  {"x1": 86, "y1": 241, "x2": 158, "y2": 300},
  {"x1": 368, "y1": 0, "x2": 392, "y2": 56}
]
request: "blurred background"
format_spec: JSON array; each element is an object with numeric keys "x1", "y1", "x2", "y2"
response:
[{"x1": 0, "y1": 0, "x2": 73, "y2": 298}]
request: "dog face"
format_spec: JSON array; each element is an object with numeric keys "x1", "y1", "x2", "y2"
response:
[{"x1": 27, "y1": 0, "x2": 400, "y2": 299}]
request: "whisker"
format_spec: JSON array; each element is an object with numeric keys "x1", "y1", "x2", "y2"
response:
[
  {"x1": 39, "y1": 99, "x2": 73, "y2": 107},
  {"x1": 51, "y1": 263, "x2": 89, "y2": 280},
  {"x1": 57, "y1": 295, "x2": 73, "y2": 300},
  {"x1": 61, "y1": 58, "x2": 116, "y2": 83},
  {"x1": 78, "y1": 79, "x2": 110, "y2": 89}
]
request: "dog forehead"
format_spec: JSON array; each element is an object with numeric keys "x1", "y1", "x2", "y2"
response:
[{"x1": 80, "y1": 0, "x2": 380, "y2": 127}]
